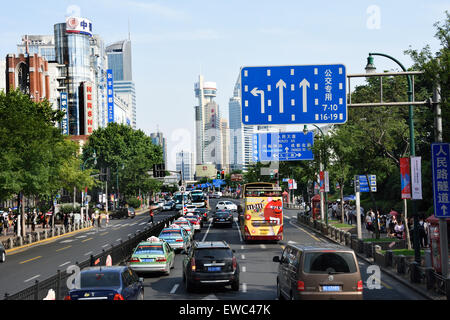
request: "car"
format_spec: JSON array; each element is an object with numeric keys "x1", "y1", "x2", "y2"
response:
[
  {"x1": 185, "y1": 205, "x2": 197, "y2": 214},
  {"x1": 158, "y1": 225, "x2": 191, "y2": 252},
  {"x1": 111, "y1": 207, "x2": 135, "y2": 219},
  {"x1": 213, "y1": 210, "x2": 233, "y2": 228},
  {"x1": 0, "y1": 242, "x2": 6, "y2": 263},
  {"x1": 194, "y1": 208, "x2": 210, "y2": 222},
  {"x1": 272, "y1": 243, "x2": 363, "y2": 300},
  {"x1": 156, "y1": 201, "x2": 165, "y2": 208},
  {"x1": 215, "y1": 201, "x2": 237, "y2": 212},
  {"x1": 162, "y1": 201, "x2": 175, "y2": 211},
  {"x1": 173, "y1": 218, "x2": 194, "y2": 240},
  {"x1": 64, "y1": 266, "x2": 144, "y2": 300},
  {"x1": 182, "y1": 241, "x2": 239, "y2": 292},
  {"x1": 128, "y1": 236, "x2": 175, "y2": 275},
  {"x1": 184, "y1": 213, "x2": 202, "y2": 231}
]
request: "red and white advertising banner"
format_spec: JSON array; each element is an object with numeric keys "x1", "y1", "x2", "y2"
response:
[{"x1": 400, "y1": 157, "x2": 411, "y2": 199}]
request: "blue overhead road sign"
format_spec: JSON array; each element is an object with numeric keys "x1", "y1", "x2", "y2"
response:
[
  {"x1": 252, "y1": 131, "x2": 314, "y2": 162},
  {"x1": 432, "y1": 143, "x2": 450, "y2": 218},
  {"x1": 241, "y1": 64, "x2": 347, "y2": 125}
]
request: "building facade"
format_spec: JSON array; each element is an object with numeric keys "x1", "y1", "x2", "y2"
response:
[
  {"x1": 176, "y1": 151, "x2": 194, "y2": 181},
  {"x1": 151, "y1": 131, "x2": 168, "y2": 170},
  {"x1": 220, "y1": 118, "x2": 230, "y2": 173},
  {"x1": 194, "y1": 75, "x2": 222, "y2": 170}
]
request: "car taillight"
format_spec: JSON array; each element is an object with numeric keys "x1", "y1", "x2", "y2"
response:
[
  {"x1": 156, "y1": 257, "x2": 167, "y2": 262},
  {"x1": 232, "y1": 257, "x2": 237, "y2": 271},
  {"x1": 113, "y1": 293, "x2": 124, "y2": 300},
  {"x1": 244, "y1": 226, "x2": 250, "y2": 235},
  {"x1": 191, "y1": 258, "x2": 196, "y2": 271},
  {"x1": 357, "y1": 280, "x2": 363, "y2": 291},
  {"x1": 176, "y1": 239, "x2": 184, "y2": 242},
  {"x1": 297, "y1": 281, "x2": 305, "y2": 291},
  {"x1": 129, "y1": 257, "x2": 140, "y2": 263},
  {"x1": 64, "y1": 295, "x2": 71, "y2": 300}
]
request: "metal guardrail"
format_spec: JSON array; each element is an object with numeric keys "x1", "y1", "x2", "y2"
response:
[{"x1": 3, "y1": 212, "x2": 179, "y2": 300}]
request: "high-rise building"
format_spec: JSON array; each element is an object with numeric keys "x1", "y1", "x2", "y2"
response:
[
  {"x1": 151, "y1": 131, "x2": 167, "y2": 170},
  {"x1": 106, "y1": 40, "x2": 136, "y2": 129},
  {"x1": 220, "y1": 118, "x2": 230, "y2": 173},
  {"x1": 176, "y1": 151, "x2": 194, "y2": 181},
  {"x1": 0, "y1": 59, "x2": 5, "y2": 93},
  {"x1": 194, "y1": 75, "x2": 222, "y2": 169}
]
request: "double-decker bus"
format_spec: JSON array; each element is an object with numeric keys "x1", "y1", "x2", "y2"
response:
[{"x1": 240, "y1": 182, "x2": 283, "y2": 242}]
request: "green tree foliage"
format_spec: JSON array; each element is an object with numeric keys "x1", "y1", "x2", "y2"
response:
[{"x1": 82, "y1": 123, "x2": 163, "y2": 198}]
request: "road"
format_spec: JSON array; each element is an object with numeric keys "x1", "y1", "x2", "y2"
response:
[
  {"x1": 0, "y1": 208, "x2": 177, "y2": 298},
  {"x1": 140, "y1": 198, "x2": 427, "y2": 300},
  {"x1": 0, "y1": 198, "x2": 428, "y2": 300}
]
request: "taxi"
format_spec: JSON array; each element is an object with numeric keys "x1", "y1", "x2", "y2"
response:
[
  {"x1": 128, "y1": 236, "x2": 175, "y2": 275},
  {"x1": 184, "y1": 213, "x2": 202, "y2": 232},
  {"x1": 173, "y1": 218, "x2": 194, "y2": 240},
  {"x1": 158, "y1": 224, "x2": 191, "y2": 252}
]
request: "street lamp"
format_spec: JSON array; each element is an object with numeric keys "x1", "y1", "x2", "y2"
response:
[
  {"x1": 115, "y1": 163, "x2": 125, "y2": 210},
  {"x1": 81, "y1": 150, "x2": 97, "y2": 222},
  {"x1": 365, "y1": 52, "x2": 420, "y2": 263}
]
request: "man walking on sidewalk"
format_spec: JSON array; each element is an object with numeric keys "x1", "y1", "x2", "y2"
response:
[{"x1": 149, "y1": 209, "x2": 154, "y2": 225}]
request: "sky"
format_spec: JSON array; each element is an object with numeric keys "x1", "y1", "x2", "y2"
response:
[{"x1": 0, "y1": 0, "x2": 449, "y2": 170}]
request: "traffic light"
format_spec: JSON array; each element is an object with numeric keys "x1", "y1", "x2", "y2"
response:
[
  {"x1": 221, "y1": 170, "x2": 225, "y2": 179},
  {"x1": 153, "y1": 164, "x2": 166, "y2": 178},
  {"x1": 217, "y1": 171, "x2": 221, "y2": 179}
]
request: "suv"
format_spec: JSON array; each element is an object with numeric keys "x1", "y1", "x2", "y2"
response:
[
  {"x1": 182, "y1": 241, "x2": 239, "y2": 292},
  {"x1": 273, "y1": 244, "x2": 363, "y2": 300},
  {"x1": 215, "y1": 201, "x2": 237, "y2": 212},
  {"x1": 213, "y1": 210, "x2": 233, "y2": 228},
  {"x1": 111, "y1": 207, "x2": 135, "y2": 219}
]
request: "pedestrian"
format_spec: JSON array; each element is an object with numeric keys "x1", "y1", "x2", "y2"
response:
[
  {"x1": 394, "y1": 219, "x2": 405, "y2": 240},
  {"x1": 366, "y1": 209, "x2": 374, "y2": 233},
  {"x1": 64, "y1": 213, "x2": 69, "y2": 229},
  {"x1": 97, "y1": 212, "x2": 101, "y2": 228},
  {"x1": 32, "y1": 209, "x2": 37, "y2": 232},
  {"x1": 418, "y1": 217, "x2": 428, "y2": 247},
  {"x1": 149, "y1": 209, "x2": 154, "y2": 224}
]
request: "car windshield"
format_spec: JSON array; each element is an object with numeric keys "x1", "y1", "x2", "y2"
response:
[
  {"x1": 80, "y1": 272, "x2": 121, "y2": 288},
  {"x1": 195, "y1": 248, "x2": 233, "y2": 260},
  {"x1": 134, "y1": 245, "x2": 164, "y2": 255},
  {"x1": 160, "y1": 230, "x2": 182, "y2": 237},
  {"x1": 215, "y1": 211, "x2": 230, "y2": 217},
  {"x1": 192, "y1": 195, "x2": 204, "y2": 201},
  {"x1": 303, "y1": 252, "x2": 357, "y2": 274}
]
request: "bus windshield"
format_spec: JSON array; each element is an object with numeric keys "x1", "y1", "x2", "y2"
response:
[{"x1": 244, "y1": 190, "x2": 282, "y2": 197}]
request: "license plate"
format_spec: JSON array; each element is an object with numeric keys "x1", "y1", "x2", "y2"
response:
[
  {"x1": 220, "y1": 219, "x2": 225, "y2": 221},
  {"x1": 208, "y1": 267, "x2": 221, "y2": 272},
  {"x1": 142, "y1": 258, "x2": 155, "y2": 263},
  {"x1": 322, "y1": 286, "x2": 341, "y2": 292}
]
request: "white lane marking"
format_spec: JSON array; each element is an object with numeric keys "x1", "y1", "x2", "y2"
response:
[
  {"x1": 60, "y1": 240, "x2": 73, "y2": 243},
  {"x1": 59, "y1": 261, "x2": 71, "y2": 267},
  {"x1": 76, "y1": 235, "x2": 87, "y2": 238},
  {"x1": 242, "y1": 283, "x2": 247, "y2": 293},
  {"x1": 102, "y1": 244, "x2": 109, "y2": 248},
  {"x1": 241, "y1": 245, "x2": 245, "y2": 250},
  {"x1": 260, "y1": 244, "x2": 266, "y2": 249},
  {"x1": 241, "y1": 254, "x2": 245, "y2": 260},
  {"x1": 242, "y1": 266, "x2": 246, "y2": 273},
  {"x1": 116, "y1": 238, "x2": 122, "y2": 242},
  {"x1": 201, "y1": 221, "x2": 213, "y2": 242},
  {"x1": 84, "y1": 251, "x2": 93, "y2": 256},
  {"x1": 170, "y1": 284, "x2": 179, "y2": 294},
  {"x1": 139, "y1": 222, "x2": 146, "y2": 225},
  {"x1": 24, "y1": 275, "x2": 40, "y2": 283},
  {"x1": 235, "y1": 220, "x2": 243, "y2": 242},
  {"x1": 128, "y1": 234, "x2": 132, "y2": 237}
]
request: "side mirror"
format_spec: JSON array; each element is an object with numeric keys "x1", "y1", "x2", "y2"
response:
[{"x1": 273, "y1": 256, "x2": 281, "y2": 263}]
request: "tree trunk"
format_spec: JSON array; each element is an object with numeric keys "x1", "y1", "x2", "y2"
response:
[{"x1": 340, "y1": 183, "x2": 345, "y2": 224}]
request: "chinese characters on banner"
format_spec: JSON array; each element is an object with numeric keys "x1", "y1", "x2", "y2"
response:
[
  {"x1": 411, "y1": 156, "x2": 422, "y2": 200},
  {"x1": 84, "y1": 83, "x2": 94, "y2": 135},
  {"x1": 400, "y1": 157, "x2": 411, "y2": 199},
  {"x1": 60, "y1": 92, "x2": 68, "y2": 135},
  {"x1": 432, "y1": 143, "x2": 450, "y2": 217},
  {"x1": 107, "y1": 69, "x2": 114, "y2": 123}
]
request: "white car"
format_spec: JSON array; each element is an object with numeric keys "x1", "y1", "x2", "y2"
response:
[
  {"x1": 185, "y1": 205, "x2": 197, "y2": 214},
  {"x1": 215, "y1": 201, "x2": 237, "y2": 211}
]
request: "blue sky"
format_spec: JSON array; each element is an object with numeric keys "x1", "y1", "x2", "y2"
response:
[{"x1": 1, "y1": 0, "x2": 448, "y2": 169}]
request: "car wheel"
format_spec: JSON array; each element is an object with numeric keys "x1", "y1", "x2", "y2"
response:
[
  {"x1": 0, "y1": 252, "x2": 5, "y2": 263},
  {"x1": 185, "y1": 274, "x2": 195, "y2": 292},
  {"x1": 231, "y1": 277, "x2": 239, "y2": 291}
]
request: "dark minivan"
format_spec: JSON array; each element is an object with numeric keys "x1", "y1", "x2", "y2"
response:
[
  {"x1": 273, "y1": 244, "x2": 363, "y2": 300},
  {"x1": 183, "y1": 241, "x2": 239, "y2": 292}
]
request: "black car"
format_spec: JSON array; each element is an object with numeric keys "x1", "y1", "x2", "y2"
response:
[
  {"x1": 111, "y1": 207, "x2": 135, "y2": 219},
  {"x1": 194, "y1": 208, "x2": 209, "y2": 222},
  {"x1": 213, "y1": 210, "x2": 233, "y2": 227},
  {"x1": 0, "y1": 242, "x2": 6, "y2": 263},
  {"x1": 182, "y1": 241, "x2": 239, "y2": 292}
]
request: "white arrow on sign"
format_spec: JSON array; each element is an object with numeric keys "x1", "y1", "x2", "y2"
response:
[
  {"x1": 251, "y1": 87, "x2": 265, "y2": 113},
  {"x1": 285, "y1": 147, "x2": 289, "y2": 153},
  {"x1": 299, "y1": 79, "x2": 310, "y2": 113},
  {"x1": 276, "y1": 79, "x2": 286, "y2": 113},
  {"x1": 442, "y1": 205, "x2": 448, "y2": 215}
]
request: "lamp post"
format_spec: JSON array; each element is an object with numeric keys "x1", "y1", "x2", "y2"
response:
[
  {"x1": 304, "y1": 124, "x2": 328, "y2": 226},
  {"x1": 115, "y1": 163, "x2": 125, "y2": 210},
  {"x1": 365, "y1": 53, "x2": 421, "y2": 263},
  {"x1": 81, "y1": 150, "x2": 97, "y2": 223}
]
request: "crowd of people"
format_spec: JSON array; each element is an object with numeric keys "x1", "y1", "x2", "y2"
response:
[{"x1": 326, "y1": 202, "x2": 430, "y2": 248}]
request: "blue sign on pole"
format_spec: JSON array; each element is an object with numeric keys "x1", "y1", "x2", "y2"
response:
[
  {"x1": 213, "y1": 179, "x2": 226, "y2": 187},
  {"x1": 107, "y1": 69, "x2": 114, "y2": 123},
  {"x1": 60, "y1": 92, "x2": 69, "y2": 135},
  {"x1": 252, "y1": 131, "x2": 314, "y2": 161},
  {"x1": 357, "y1": 175, "x2": 377, "y2": 193},
  {"x1": 432, "y1": 143, "x2": 450, "y2": 218},
  {"x1": 241, "y1": 64, "x2": 346, "y2": 125}
]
